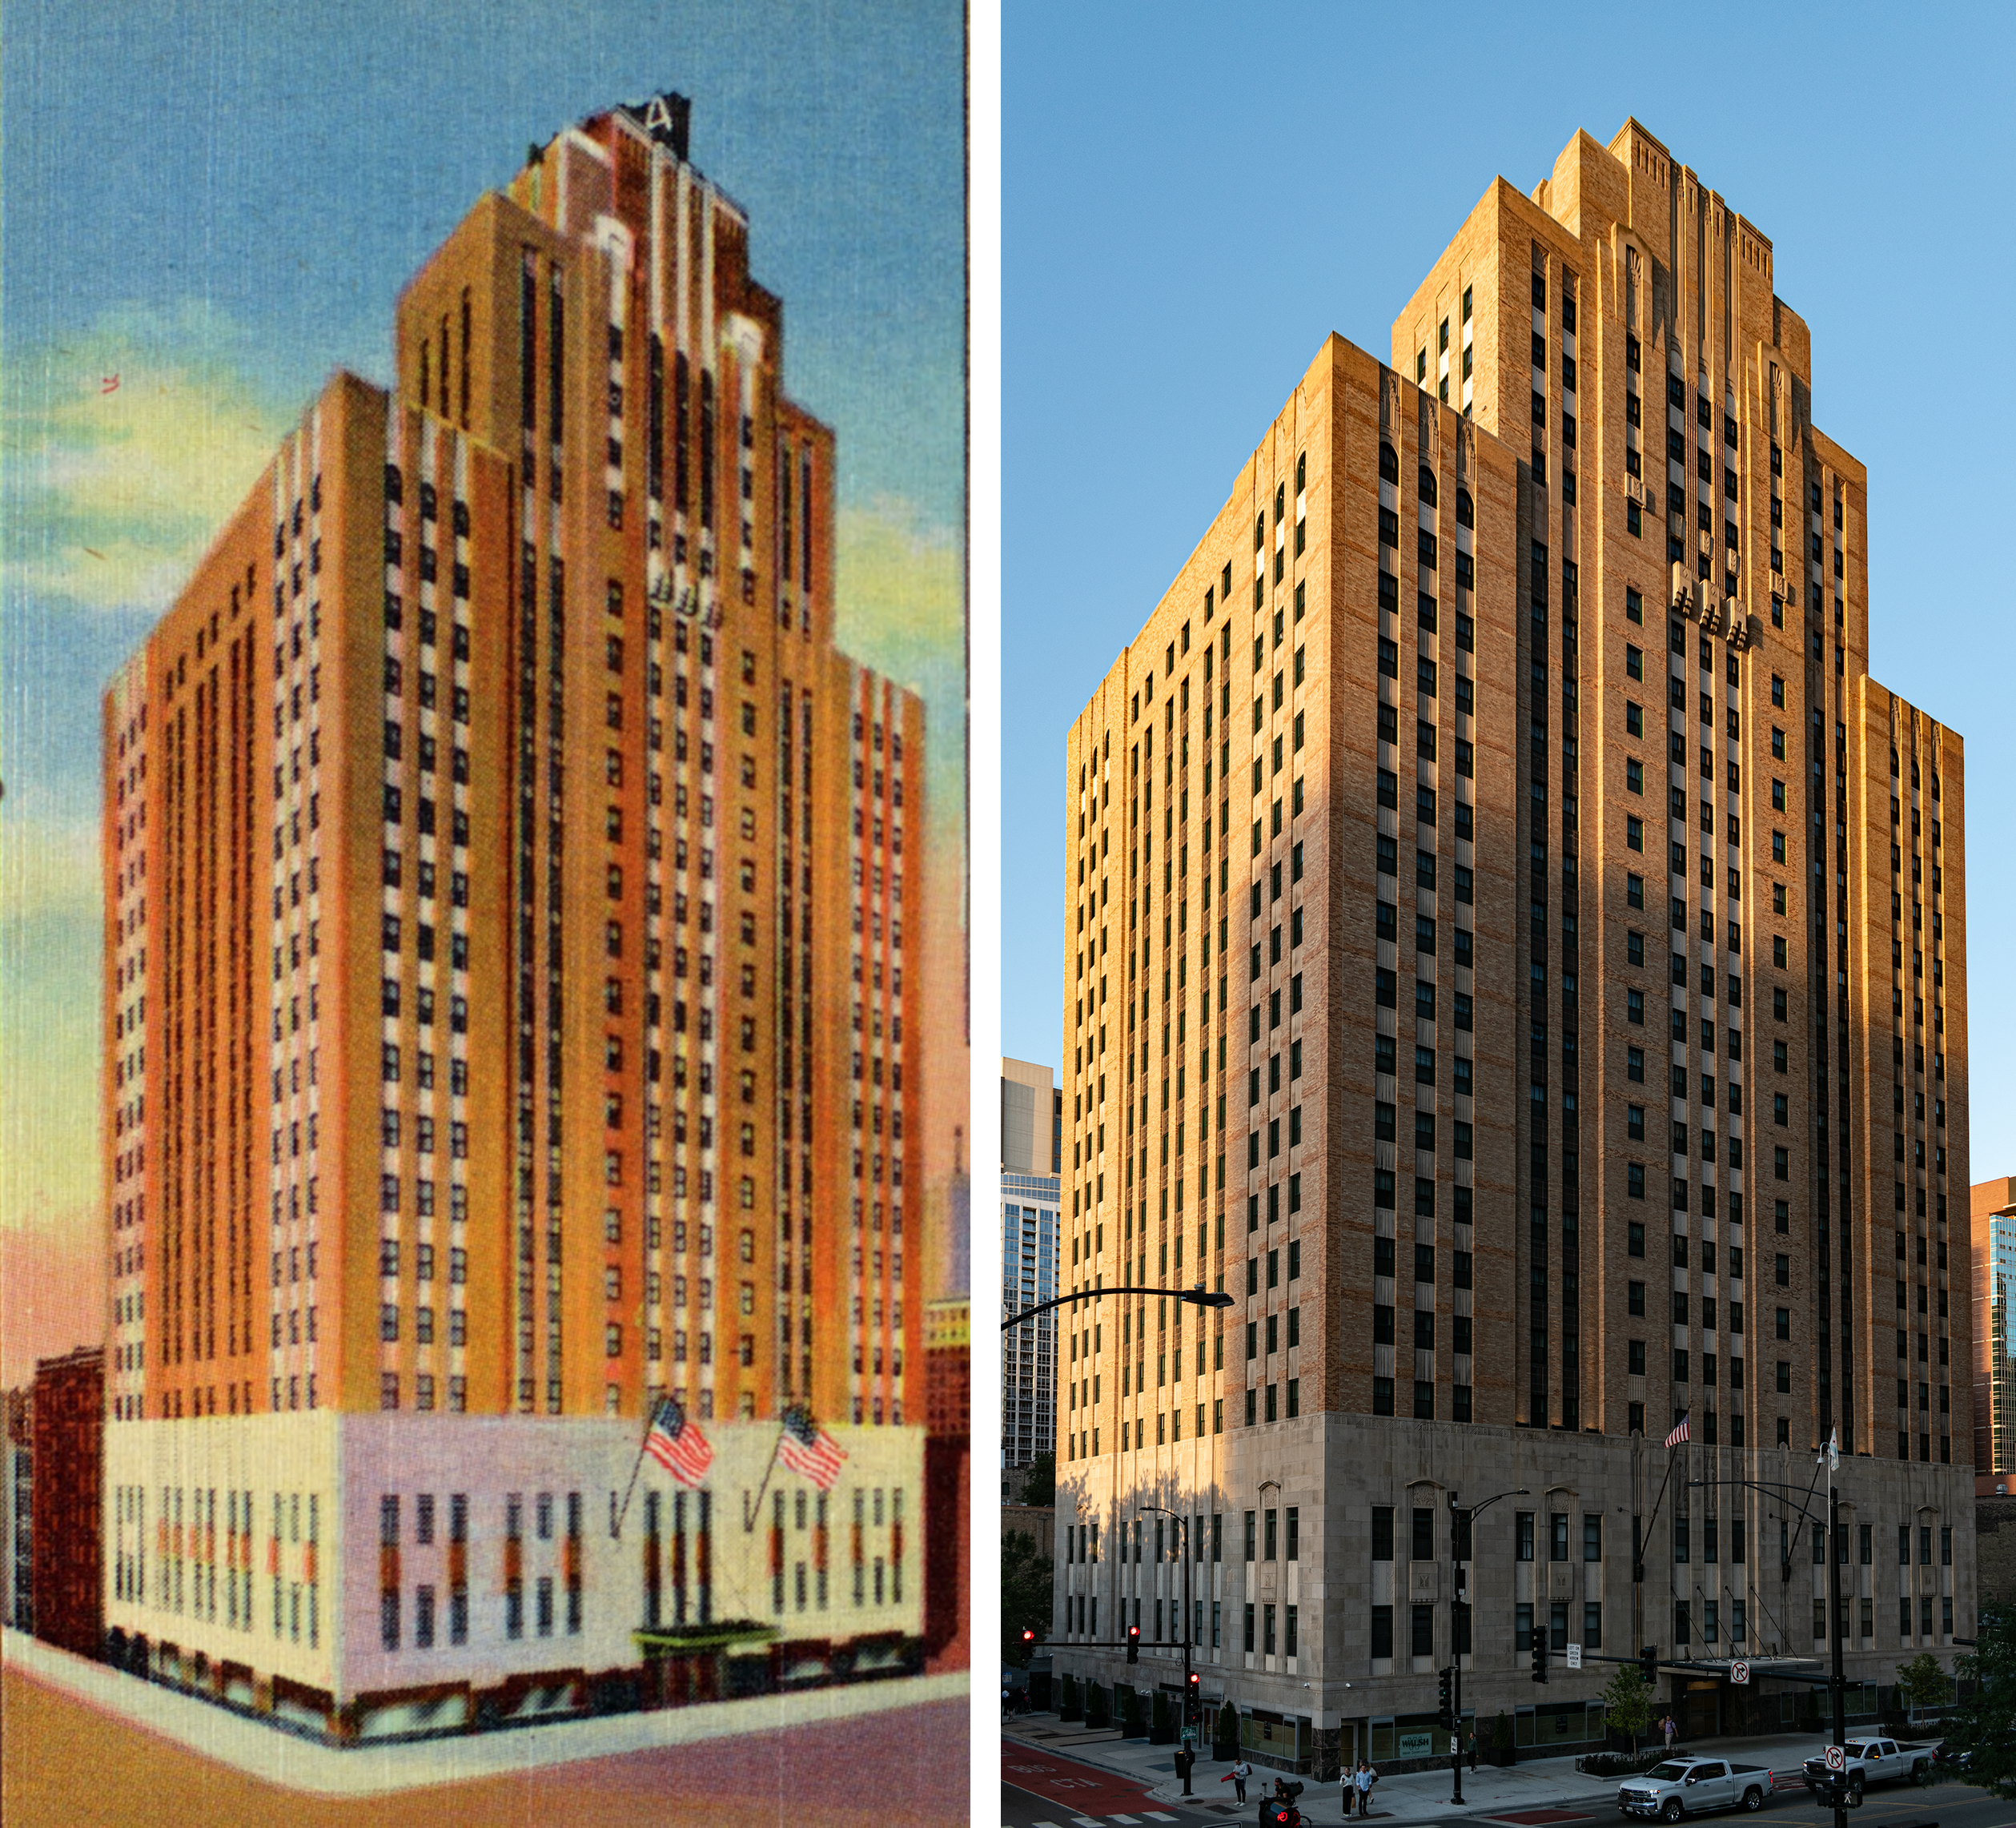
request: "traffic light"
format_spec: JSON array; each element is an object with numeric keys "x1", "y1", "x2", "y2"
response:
[
  {"x1": 1126, "y1": 1624, "x2": 1140, "y2": 1664},
  {"x1": 1640, "y1": 1645, "x2": 1657, "y2": 1686},
  {"x1": 1437, "y1": 1666, "x2": 1454, "y2": 1726},
  {"x1": 1187, "y1": 1672, "x2": 1201, "y2": 1693},
  {"x1": 1531, "y1": 1637, "x2": 1548, "y2": 1684},
  {"x1": 1021, "y1": 1629, "x2": 1035, "y2": 1647}
]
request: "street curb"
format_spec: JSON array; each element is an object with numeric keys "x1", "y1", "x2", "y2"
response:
[
  {"x1": 1001, "y1": 1726, "x2": 1624, "y2": 1821},
  {"x1": 7, "y1": 1628, "x2": 968, "y2": 1796}
]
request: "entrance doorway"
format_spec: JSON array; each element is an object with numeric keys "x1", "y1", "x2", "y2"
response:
[{"x1": 1677, "y1": 1681, "x2": 1721, "y2": 1744}]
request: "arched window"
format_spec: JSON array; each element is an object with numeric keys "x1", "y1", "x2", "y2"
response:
[
  {"x1": 1379, "y1": 442, "x2": 1400, "y2": 484},
  {"x1": 1456, "y1": 488, "x2": 1475, "y2": 529},
  {"x1": 1418, "y1": 465, "x2": 1439, "y2": 508}
]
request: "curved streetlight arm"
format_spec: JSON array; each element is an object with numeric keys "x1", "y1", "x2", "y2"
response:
[
  {"x1": 1451, "y1": 1487, "x2": 1529, "y2": 1521},
  {"x1": 1686, "y1": 1476, "x2": 1825, "y2": 1529},
  {"x1": 1001, "y1": 1284, "x2": 1234, "y2": 1331}
]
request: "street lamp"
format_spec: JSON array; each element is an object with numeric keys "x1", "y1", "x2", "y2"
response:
[
  {"x1": 1139, "y1": 1504, "x2": 1196, "y2": 1794},
  {"x1": 1001, "y1": 1280, "x2": 1235, "y2": 1331},
  {"x1": 1687, "y1": 1458, "x2": 1846, "y2": 1828},
  {"x1": 1447, "y1": 1488, "x2": 1528, "y2": 1806},
  {"x1": 1025, "y1": 1281, "x2": 1234, "y2": 1745}
]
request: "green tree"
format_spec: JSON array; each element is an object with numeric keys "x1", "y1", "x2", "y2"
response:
[
  {"x1": 1018, "y1": 1452, "x2": 1056, "y2": 1507},
  {"x1": 1942, "y1": 1607, "x2": 2016, "y2": 1798},
  {"x1": 1216, "y1": 1698, "x2": 1240, "y2": 1756},
  {"x1": 1895, "y1": 1651, "x2": 1950, "y2": 1727},
  {"x1": 1002, "y1": 1529, "x2": 1051, "y2": 1668},
  {"x1": 1603, "y1": 1663, "x2": 1654, "y2": 1753}
]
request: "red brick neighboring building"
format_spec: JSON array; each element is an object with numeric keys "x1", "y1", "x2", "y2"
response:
[
  {"x1": 31, "y1": 1345, "x2": 103, "y2": 1655},
  {"x1": 922, "y1": 1296, "x2": 968, "y2": 1670}
]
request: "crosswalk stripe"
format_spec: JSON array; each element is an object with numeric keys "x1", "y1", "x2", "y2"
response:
[
  {"x1": 1145, "y1": 1815, "x2": 1180, "y2": 1822},
  {"x1": 1110, "y1": 1817, "x2": 1142, "y2": 1824}
]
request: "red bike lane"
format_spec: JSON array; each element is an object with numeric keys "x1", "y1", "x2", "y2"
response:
[{"x1": 1001, "y1": 1740, "x2": 1165, "y2": 1818}]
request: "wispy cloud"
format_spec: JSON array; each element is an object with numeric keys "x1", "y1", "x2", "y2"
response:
[
  {"x1": 835, "y1": 496, "x2": 963, "y2": 700},
  {"x1": 5, "y1": 302, "x2": 291, "y2": 613}
]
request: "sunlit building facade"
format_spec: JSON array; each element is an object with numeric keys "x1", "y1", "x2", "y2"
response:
[
  {"x1": 1052, "y1": 119, "x2": 1976, "y2": 1774},
  {"x1": 98, "y1": 91, "x2": 927, "y2": 1740}
]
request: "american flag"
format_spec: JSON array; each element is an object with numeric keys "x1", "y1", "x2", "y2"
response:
[
  {"x1": 777, "y1": 1405, "x2": 848, "y2": 1491},
  {"x1": 643, "y1": 1396, "x2": 713, "y2": 1489},
  {"x1": 1665, "y1": 1412, "x2": 1691, "y2": 1448}
]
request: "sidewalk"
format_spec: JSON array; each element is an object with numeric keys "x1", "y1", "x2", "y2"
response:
[
  {"x1": 1002, "y1": 1715, "x2": 1832, "y2": 1825},
  {"x1": 4, "y1": 1627, "x2": 966, "y2": 1797}
]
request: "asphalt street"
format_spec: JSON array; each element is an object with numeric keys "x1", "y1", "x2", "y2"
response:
[{"x1": 999, "y1": 1754, "x2": 2016, "y2": 1828}]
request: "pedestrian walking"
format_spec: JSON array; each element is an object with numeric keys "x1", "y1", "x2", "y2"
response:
[
  {"x1": 1662, "y1": 1713, "x2": 1677, "y2": 1754},
  {"x1": 1225, "y1": 1758, "x2": 1251, "y2": 1803},
  {"x1": 1355, "y1": 1759, "x2": 1378, "y2": 1818}
]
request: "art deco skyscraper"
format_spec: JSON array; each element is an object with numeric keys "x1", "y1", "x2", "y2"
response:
[
  {"x1": 1052, "y1": 119, "x2": 1975, "y2": 1772},
  {"x1": 100, "y1": 92, "x2": 930, "y2": 1738}
]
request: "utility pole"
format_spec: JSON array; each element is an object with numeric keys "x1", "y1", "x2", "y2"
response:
[
  {"x1": 1140, "y1": 1505, "x2": 1195, "y2": 1793},
  {"x1": 1449, "y1": 1487, "x2": 1526, "y2": 1806},
  {"x1": 1827, "y1": 1445, "x2": 1847, "y2": 1828}
]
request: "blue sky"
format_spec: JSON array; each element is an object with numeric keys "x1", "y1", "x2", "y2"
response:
[
  {"x1": 1000, "y1": 4, "x2": 2016, "y2": 1175},
  {"x1": 0, "y1": 0, "x2": 964, "y2": 1372}
]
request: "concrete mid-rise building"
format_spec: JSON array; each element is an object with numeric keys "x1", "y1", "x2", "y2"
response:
[
  {"x1": 1051, "y1": 119, "x2": 1975, "y2": 1774},
  {"x1": 1971, "y1": 1177, "x2": 2016, "y2": 1492},
  {"x1": 98, "y1": 90, "x2": 934, "y2": 1741}
]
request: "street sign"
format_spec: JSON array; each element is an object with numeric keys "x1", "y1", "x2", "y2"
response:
[
  {"x1": 1825, "y1": 1746, "x2": 1846, "y2": 1772},
  {"x1": 1565, "y1": 1643, "x2": 1582, "y2": 1669},
  {"x1": 1450, "y1": 1735, "x2": 1460, "y2": 1755},
  {"x1": 1730, "y1": 1660, "x2": 1749, "y2": 1685}
]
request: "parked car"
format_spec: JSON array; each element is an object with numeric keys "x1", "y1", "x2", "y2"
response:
[
  {"x1": 1798, "y1": 1739, "x2": 1934, "y2": 1800},
  {"x1": 1618, "y1": 1756, "x2": 1772, "y2": 1818}
]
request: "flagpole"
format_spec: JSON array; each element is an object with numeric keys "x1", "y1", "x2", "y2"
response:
[
  {"x1": 743, "y1": 1416, "x2": 791, "y2": 1533},
  {"x1": 1638, "y1": 1416, "x2": 1689, "y2": 1591},
  {"x1": 616, "y1": 1396, "x2": 665, "y2": 1537}
]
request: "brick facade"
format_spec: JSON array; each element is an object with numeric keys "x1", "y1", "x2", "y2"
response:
[
  {"x1": 1050, "y1": 118, "x2": 1976, "y2": 1777},
  {"x1": 30, "y1": 1346, "x2": 103, "y2": 1657}
]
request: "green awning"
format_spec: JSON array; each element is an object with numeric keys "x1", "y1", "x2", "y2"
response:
[{"x1": 633, "y1": 1620, "x2": 781, "y2": 1656}]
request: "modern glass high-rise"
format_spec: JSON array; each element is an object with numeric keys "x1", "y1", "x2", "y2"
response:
[
  {"x1": 1972, "y1": 1178, "x2": 2016, "y2": 1489},
  {"x1": 98, "y1": 91, "x2": 932, "y2": 1738},
  {"x1": 1051, "y1": 119, "x2": 1977, "y2": 1773},
  {"x1": 1002, "y1": 1058, "x2": 1060, "y2": 1470}
]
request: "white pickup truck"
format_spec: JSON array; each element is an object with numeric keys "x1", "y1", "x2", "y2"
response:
[
  {"x1": 1617, "y1": 1755, "x2": 1772, "y2": 1818},
  {"x1": 1798, "y1": 1739, "x2": 1934, "y2": 1799}
]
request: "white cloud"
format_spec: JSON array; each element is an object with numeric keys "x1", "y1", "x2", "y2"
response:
[{"x1": 5, "y1": 303, "x2": 291, "y2": 613}]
